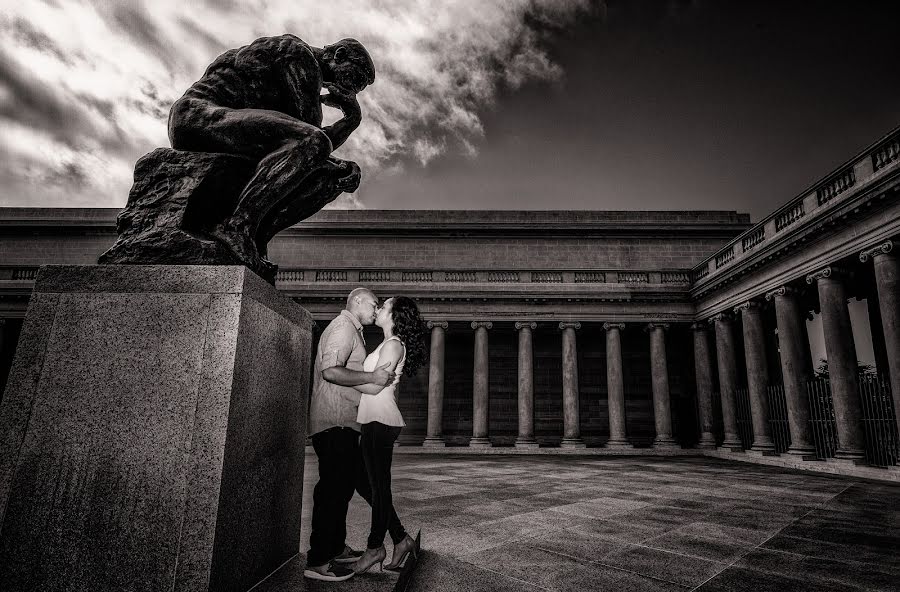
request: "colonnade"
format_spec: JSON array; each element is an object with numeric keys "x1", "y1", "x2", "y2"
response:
[
  {"x1": 421, "y1": 319, "x2": 681, "y2": 448},
  {"x1": 702, "y1": 240, "x2": 899, "y2": 459}
]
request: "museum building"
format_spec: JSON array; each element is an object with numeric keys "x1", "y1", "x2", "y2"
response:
[{"x1": 1, "y1": 126, "x2": 898, "y2": 474}]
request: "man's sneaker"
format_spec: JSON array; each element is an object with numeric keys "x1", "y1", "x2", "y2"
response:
[
  {"x1": 303, "y1": 561, "x2": 355, "y2": 581},
  {"x1": 333, "y1": 545, "x2": 365, "y2": 564}
]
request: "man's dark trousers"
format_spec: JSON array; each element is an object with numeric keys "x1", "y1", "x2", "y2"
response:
[{"x1": 307, "y1": 427, "x2": 372, "y2": 567}]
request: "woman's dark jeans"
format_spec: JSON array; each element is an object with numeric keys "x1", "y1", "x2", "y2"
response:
[{"x1": 360, "y1": 421, "x2": 407, "y2": 549}]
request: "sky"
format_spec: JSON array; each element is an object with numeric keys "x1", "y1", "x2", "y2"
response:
[{"x1": 1, "y1": 0, "x2": 898, "y2": 219}]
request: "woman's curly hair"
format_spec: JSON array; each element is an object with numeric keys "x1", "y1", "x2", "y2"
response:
[{"x1": 390, "y1": 296, "x2": 427, "y2": 376}]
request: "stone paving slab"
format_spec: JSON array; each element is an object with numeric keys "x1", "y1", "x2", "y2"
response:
[{"x1": 277, "y1": 453, "x2": 898, "y2": 591}]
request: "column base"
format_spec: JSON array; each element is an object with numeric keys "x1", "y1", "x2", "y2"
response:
[
  {"x1": 834, "y1": 447, "x2": 866, "y2": 461},
  {"x1": 697, "y1": 433, "x2": 717, "y2": 449},
  {"x1": 422, "y1": 437, "x2": 446, "y2": 448},
  {"x1": 514, "y1": 438, "x2": 540, "y2": 449},
  {"x1": 604, "y1": 438, "x2": 633, "y2": 449},
  {"x1": 785, "y1": 445, "x2": 816, "y2": 457},
  {"x1": 560, "y1": 438, "x2": 586, "y2": 448},
  {"x1": 468, "y1": 437, "x2": 492, "y2": 448},
  {"x1": 749, "y1": 439, "x2": 778, "y2": 455},
  {"x1": 652, "y1": 436, "x2": 680, "y2": 449}
]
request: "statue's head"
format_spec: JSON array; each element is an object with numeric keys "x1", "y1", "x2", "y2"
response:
[{"x1": 322, "y1": 38, "x2": 375, "y2": 94}]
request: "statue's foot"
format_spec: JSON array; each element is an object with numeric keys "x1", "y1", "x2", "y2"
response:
[{"x1": 210, "y1": 223, "x2": 262, "y2": 269}]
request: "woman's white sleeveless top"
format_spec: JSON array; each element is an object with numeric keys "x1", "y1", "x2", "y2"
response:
[{"x1": 357, "y1": 336, "x2": 406, "y2": 427}]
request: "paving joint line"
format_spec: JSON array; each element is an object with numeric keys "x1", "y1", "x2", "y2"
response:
[{"x1": 686, "y1": 480, "x2": 859, "y2": 592}]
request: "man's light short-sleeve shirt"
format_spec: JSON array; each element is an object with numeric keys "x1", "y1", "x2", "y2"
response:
[{"x1": 309, "y1": 310, "x2": 367, "y2": 435}]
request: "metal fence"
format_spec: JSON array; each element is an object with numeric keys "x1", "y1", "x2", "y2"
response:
[
  {"x1": 766, "y1": 384, "x2": 791, "y2": 453},
  {"x1": 806, "y1": 377, "x2": 838, "y2": 459},
  {"x1": 734, "y1": 387, "x2": 754, "y2": 450},
  {"x1": 858, "y1": 375, "x2": 899, "y2": 467}
]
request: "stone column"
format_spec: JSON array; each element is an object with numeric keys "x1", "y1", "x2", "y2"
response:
[
  {"x1": 603, "y1": 322, "x2": 632, "y2": 448},
  {"x1": 711, "y1": 313, "x2": 742, "y2": 448},
  {"x1": 423, "y1": 321, "x2": 448, "y2": 447},
  {"x1": 734, "y1": 301, "x2": 776, "y2": 452},
  {"x1": 559, "y1": 322, "x2": 585, "y2": 447},
  {"x1": 766, "y1": 287, "x2": 816, "y2": 455},
  {"x1": 470, "y1": 321, "x2": 492, "y2": 447},
  {"x1": 514, "y1": 322, "x2": 539, "y2": 448},
  {"x1": 807, "y1": 267, "x2": 865, "y2": 458},
  {"x1": 647, "y1": 323, "x2": 678, "y2": 448},
  {"x1": 691, "y1": 322, "x2": 716, "y2": 448},
  {"x1": 861, "y1": 240, "x2": 900, "y2": 438}
]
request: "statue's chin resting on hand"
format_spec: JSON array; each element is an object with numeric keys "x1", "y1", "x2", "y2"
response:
[{"x1": 98, "y1": 34, "x2": 376, "y2": 285}]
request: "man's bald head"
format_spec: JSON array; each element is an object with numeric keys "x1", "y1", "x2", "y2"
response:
[
  {"x1": 346, "y1": 287, "x2": 379, "y2": 325},
  {"x1": 346, "y1": 287, "x2": 375, "y2": 309}
]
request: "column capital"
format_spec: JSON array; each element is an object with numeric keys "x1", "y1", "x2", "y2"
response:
[
  {"x1": 690, "y1": 322, "x2": 708, "y2": 331},
  {"x1": 806, "y1": 265, "x2": 849, "y2": 284},
  {"x1": 515, "y1": 321, "x2": 537, "y2": 331},
  {"x1": 765, "y1": 285, "x2": 799, "y2": 301},
  {"x1": 644, "y1": 322, "x2": 669, "y2": 332},
  {"x1": 427, "y1": 320, "x2": 448, "y2": 330},
  {"x1": 471, "y1": 321, "x2": 493, "y2": 330},
  {"x1": 707, "y1": 311, "x2": 733, "y2": 325},
  {"x1": 859, "y1": 240, "x2": 893, "y2": 262},
  {"x1": 602, "y1": 322, "x2": 625, "y2": 331},
  {"x1": 733, "y1": 300, "x2": 763, "y2": 314},
  {"x1": 558, "y1": 321, "x2": 581, "y2": 331}
]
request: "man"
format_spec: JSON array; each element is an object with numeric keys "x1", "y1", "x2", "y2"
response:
[
  {"x1": 168, "y1": 35, "x2": 375, "y2": 275},
  {"x1": 304, "y1": 287, "x2": 395, "y2": 581}
]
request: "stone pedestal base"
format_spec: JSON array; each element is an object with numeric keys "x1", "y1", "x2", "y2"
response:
[
  {"x1": 469, "y1": 437, "x2": 492, "y2": 448},
  {"x1": 0, "y1": 265, "x2": 313, "y2": 592},
  {"x1": 422, "y1": 437, "x2": 446, "y2": 448},
  {"x1": 786, "y1": 446, "x2": 817, "y2": 458},
  {"x1": 560, "y1": 438, "x2": 586, "y2": 448},
  {"x1": 697, "y1": 436, "x2": 717, "y2": 449},
  {"x1": 604, "y1": 439, "x2": 633, "y2": 449},
  {"x1": 514, "y1": 438, "x2": 540, "y2": 449}
]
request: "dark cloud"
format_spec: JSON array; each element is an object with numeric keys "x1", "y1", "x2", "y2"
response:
[
  {"x1": 109, "y1": 4, "x2": 179, "y2": 70},
  {"x1": 12, "y1": 18, "x2": 75, "y2": 65}
]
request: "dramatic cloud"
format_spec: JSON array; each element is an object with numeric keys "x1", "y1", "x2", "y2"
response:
[{"x1": 0, "y1": 0, "x2": 594, "y2": 208}]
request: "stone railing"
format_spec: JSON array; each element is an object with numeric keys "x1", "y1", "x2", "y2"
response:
[
  {"x1": 872, "y1": 136, "x2": 899, "y2": 171},
  {"x1": 692, "y1": 125, "x2": 900, "y2": 288},
  {"x1": 276, "y1": 270, "x2": 304, "y2": 282},
  {"x1": 531, "y1": 272, "x2": 562, "y2": 283},
  {"x1": 774, "y1": 201, "x2": 804, "y2": 231},
  {"x1": 315, "y1": 270, "x2": 347, "y2": 282},
  {"x1": 715, "y1": 247, "x2": 735, "y2": 268},
  {"x1": 741, "y1": 227, "x2": 765, "y2": 252},
  {"x1": 359, "y1": 270, "x2": 391, "y2": 282},
  {"x1": 816, "y1": 168, "x2": 855, "y2": 206},
  {"x1": 445, "y1": 271, "x2": 477, "y2": 282},
  {"x1": 488, "y1": 271, "x2": 520, "y2": 282},
  {"x1": 402, "y1": 271, "x2": 433, "y2": 282},
  {"x1": 574, "y1": 271, "x2": 606, "y2": 283},
  {"x1": 618, "y1": 272, "x2": 649, "y2": 283},
  {"x1": 661, "y1": 271, "x2": 691, "y2": 284}
]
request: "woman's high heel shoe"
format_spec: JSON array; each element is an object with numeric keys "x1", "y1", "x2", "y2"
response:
[
  {"x1": 385, "y1": 534, "x2": 417, "y2": 571},
  {"x1": 352, "y1": 546, "x2": 385, "y2": 574}
]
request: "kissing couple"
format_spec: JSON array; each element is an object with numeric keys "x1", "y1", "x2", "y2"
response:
[{"x1": 304, "y1": 287, "x2": 427, "y2": 581}]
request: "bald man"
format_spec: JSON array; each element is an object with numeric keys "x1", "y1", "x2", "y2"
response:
[{"x1": 305, "y1": 288, "x2": 395, "y2": 581}]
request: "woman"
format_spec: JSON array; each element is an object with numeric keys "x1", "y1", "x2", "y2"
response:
[{"x1": 351, "y1": 296, "x2": 426, "y2": 574}]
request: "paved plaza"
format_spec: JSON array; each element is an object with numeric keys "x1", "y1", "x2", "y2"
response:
[{"x1": 258, "y1": 453, "x2": 900, "y2": 591}]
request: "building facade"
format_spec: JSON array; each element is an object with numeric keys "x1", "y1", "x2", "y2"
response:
[{"x1": 1, "y1": 127, "x2": 898, "y2": 470}]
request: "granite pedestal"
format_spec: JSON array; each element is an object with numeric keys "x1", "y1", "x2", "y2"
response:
[{"x1": 0, "y1": 265, "x2": 314, "y2": 592}]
